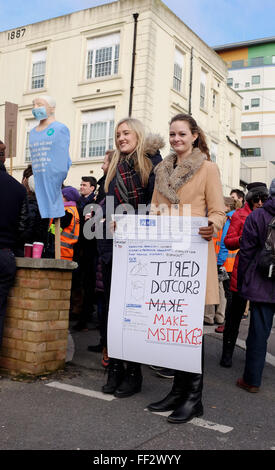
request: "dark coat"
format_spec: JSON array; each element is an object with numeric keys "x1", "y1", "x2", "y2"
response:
[
  {"x1": 96, "y1": 175, "x2": 106, "y2": 204},
  {"x1": 0, "y1": 162, "x2": 29, "y2": 250},
  {"x1": 238, "y1": 197, "x2": 275, "y2": 303},
  {"x1": 224, "y1": 202, "x2": 252, "y2": 292},
  {"x1": 15, "y1": 195, "x2": 49, "y2": 256}
]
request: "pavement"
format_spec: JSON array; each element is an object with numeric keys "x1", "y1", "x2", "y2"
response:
[{"x1": 0, "y1": 312, "x2": 275, "y2": 451}]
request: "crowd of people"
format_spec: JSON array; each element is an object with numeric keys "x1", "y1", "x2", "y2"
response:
[{"x1": 0, "y1": 108, "x2": 275, "y2": 425}]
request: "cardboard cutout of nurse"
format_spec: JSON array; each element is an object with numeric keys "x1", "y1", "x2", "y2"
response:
[{"x1": 29, "y1": 95, "x2": 71, "y2": 219}]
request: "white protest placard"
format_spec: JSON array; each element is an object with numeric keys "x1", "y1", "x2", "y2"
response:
[{"x1": 107, "y1": 215, "x2": 208, "y2": 374}]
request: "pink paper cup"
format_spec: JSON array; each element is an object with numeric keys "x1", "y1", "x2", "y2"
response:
[
  {"x1": 24, "y1": 244, "x2": 33, "y2": 257},
  {"x1": 32, "y1": 242, "x2": 44, "y2": 258}
]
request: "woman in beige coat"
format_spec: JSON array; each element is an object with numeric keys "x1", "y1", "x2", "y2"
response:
[{"x1": 147, "y1": 113, "x2": 225, "y2": 424}]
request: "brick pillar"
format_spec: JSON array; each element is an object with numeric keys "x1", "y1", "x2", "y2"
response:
[{"x1": 0, "y1": 258, "x2": 77, "y2": 376}]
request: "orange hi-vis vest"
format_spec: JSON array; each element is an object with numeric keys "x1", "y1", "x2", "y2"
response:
[
  {"x1": 61, "y1": 205, "x2": 80, "y2": 260},
  {"x1": 213, "y1": 228, "x2": 238, "y2": 273},
  {"x1": 49, "y1": 205, "x2": 80, "y2": 261}
]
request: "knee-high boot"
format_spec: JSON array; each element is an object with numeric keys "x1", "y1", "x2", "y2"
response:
[
  {"x1": 102, "y1": 358, "x2": 125, "y2": 394},
  {"x1": 167, "y1": 371, "x2": 203, "y2": 423},
  {"x1": 114, "y1": 361, "x2": 143, "y2": 398},
  {"x1": 167, "y1": 342, "x2": 204, "y2": 423},
  {"x1": 147, "y1": 370, "x2": 187, "y2": 412}
]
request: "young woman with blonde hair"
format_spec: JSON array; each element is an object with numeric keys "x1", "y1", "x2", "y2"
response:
[{"x1": 97, "y1": 117, "x2": 164, "y2": 398}]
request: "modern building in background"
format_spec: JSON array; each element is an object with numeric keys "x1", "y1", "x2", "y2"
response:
[
  {"x1": 0, "y1": 0, "x2": 241, "y2": 194},
  {"x1": 215, "y1": 36, "x2": 275, "y2": 186}
]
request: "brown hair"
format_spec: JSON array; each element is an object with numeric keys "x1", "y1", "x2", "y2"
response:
[
  {"x1": 22, "y1": 164, "x2": 33, "y2": 180},
  {"x1": 224, "y1": 196, "x2": 242, "y2": 211},
  {"x1": 170, "y1": 114, "x2": 210, "y2": 160}
]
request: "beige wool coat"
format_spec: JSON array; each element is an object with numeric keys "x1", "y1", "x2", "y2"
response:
[{"x1": 150, "y1": 148, "x2": 225, "y2": 305}]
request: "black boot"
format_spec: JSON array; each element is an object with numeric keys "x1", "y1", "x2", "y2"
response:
[
  {"x1": 167, "y1": 371, "x2": 203, "y2": 423},
  {"x1": 102, "y1": 359, "x2": 125, "y2": 394},
  {"x1": 114, "y1": 362, "x2": 142, "y2": 398},
  {"x1": 147, "y1": 370, "x2": 186, "y2": 412}
]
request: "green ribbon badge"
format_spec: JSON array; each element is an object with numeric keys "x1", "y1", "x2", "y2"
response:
[{"x1": 47, "y1": 128, "x2": 55, "y2": 136}]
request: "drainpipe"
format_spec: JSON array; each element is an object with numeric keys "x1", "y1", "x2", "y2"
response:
[
  {"x1": 188, "y1": 47, "x2": 194, "y2": 115},
  {"x1": 129, "y1": 13, "x2": 139, "y2": 117}
]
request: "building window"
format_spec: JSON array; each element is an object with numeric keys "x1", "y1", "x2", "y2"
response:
[
  {"x1": 252, "y1": 75, "x2": 260, "y2": 85},
  {"x1": 31, "y1": 49, "x2": 46, "y2": 89},
  {"x1": 250, "y1": 56, "x2": 264, "y2": 66},
  {"x1": 231, "y1": 60, "x2": 244, "y2": 69},
  {"x1": 210, "y1": 142, "x2": 217, "y2": 162},
  {"x1": 212, "y1": 90, "x2": 219, "y2": 110},
  {"x1": 234, "y1": 83, "x2": 239, "y2": 88},
  {"x1": 25, "y1": 120, "x2": 37, "y2": 162},
  {"x1": 80, "y1": 108, "x2": 115, "y2": 158},
  {"x1": 227, "y1": 78, "x2": 233, "y2": 87},
  {"x1": 86, "y1": 33, "x2": 120, "y2": 80},
  {"x1": 244, "y1": 105, "x2": 249, "y2": 110},
  {"x1": 241, "y1": 122, "x2": 259, "y2": 131},
  {"x1": 200, "y1": 70, "x2": 207, "y2": 109},
  {"x1": 251, "y1": 98, "x2": 260, "y2": 107},
  {"x1": 245, "y1": 82, "x2": 250, "y2": 87},
  {"x1": 241, "y1": 148, "x2": 261, "y2": 157},
  {"x1": 173, "y1": 48, "x2": 184, "y2": 92}
]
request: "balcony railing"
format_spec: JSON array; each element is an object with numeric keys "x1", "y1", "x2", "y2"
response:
[{"x1": 227, "y1": 55, "x2": 275, "y2": 69}]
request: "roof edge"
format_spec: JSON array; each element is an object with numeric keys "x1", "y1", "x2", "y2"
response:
[{"x1": 213, "y1": 36, "x2": 275, "y2": 51}]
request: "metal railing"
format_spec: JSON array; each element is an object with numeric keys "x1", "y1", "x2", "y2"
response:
[{"x1": 227, "y1": 55, "x2": 275, "y2": 69}]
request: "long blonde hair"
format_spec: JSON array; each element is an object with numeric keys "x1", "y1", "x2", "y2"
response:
[{"x1": 104, "y1": 117, "x2": 153, "y2": 192}]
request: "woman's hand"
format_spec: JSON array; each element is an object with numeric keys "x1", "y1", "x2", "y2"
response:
[
  {"x1": 110, "y1": 220, "x2": 117, "y2": 233},
  {"x1": 199, "y1": 221, "x2": 214, "y2": 241}
]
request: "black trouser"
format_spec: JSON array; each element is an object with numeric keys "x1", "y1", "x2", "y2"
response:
[
  {"x1": 222, "y1": 273, "x2": 233, "y2": 322},
  {"x1": 78, "y1": 241, "x2": 97, "y2": 325},
  {"x1": 223, "y1": 290, "x2": 247, "y2": 348},
  {"x1": 0, "y1": 249, "x2": 16, "y2": 347}
]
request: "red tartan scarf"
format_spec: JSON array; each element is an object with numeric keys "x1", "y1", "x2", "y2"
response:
[{"x1": 114, "y1": 153, "x2": 146, "y2": 210}]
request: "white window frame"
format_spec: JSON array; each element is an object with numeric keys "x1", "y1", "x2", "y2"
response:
[
  {"x1": 212, "y1": 90, "x2": 219, "y2": 110},
  {"x1": 80, "y1": 108, "x2": 115, "y2": 159},
  {"x1": 210, "y1": 142, "x2": 217, "y2": 162},
  {"x1": 86, "y1": 33, "x2": 120, "y2": 80},
  {"x1": 31, "y1": 49, "x2": 47, "y2": 89},
  {"x1": 200, "y1": 70, "x2": 207, "y2": 109},
  {"x1": 25, "y1": 119, "x2": 37, "y2": 162},
  {"x1": 173, "y1": 48, "x2": 184, "y2": 93}
]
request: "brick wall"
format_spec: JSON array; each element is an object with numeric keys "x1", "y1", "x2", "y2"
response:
[{"x1": 0, "y1": 258, "x2": 77, "y2": 376}]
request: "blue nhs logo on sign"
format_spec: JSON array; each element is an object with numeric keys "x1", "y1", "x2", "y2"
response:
[{"x1": 140, "y1": 219, "x2": 156, "y2": 227}]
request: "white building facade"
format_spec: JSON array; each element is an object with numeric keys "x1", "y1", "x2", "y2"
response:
[
  {"x1": 0, "y1": 0, "x2": 241, "y2": 194},
  {"x1": 215, "y1": 37, "x2": 275, "y2": 187}
]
